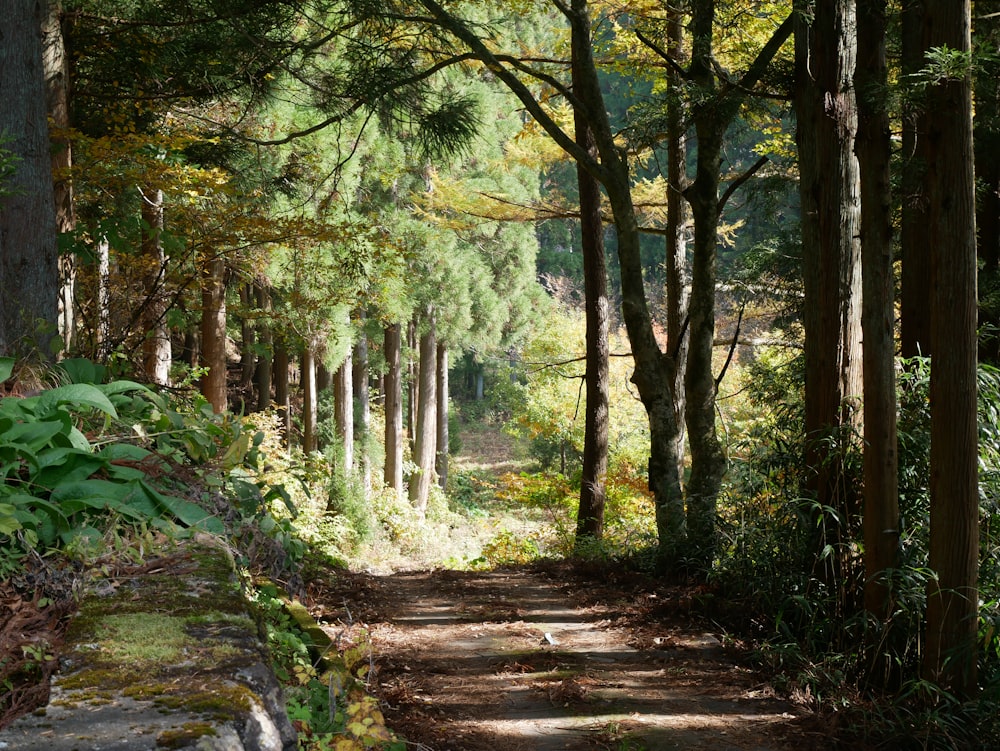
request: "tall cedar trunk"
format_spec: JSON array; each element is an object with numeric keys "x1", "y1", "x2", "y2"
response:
[
  {"x1": 900, "y1": 0, "x2": 933, "y2": 359},
  {"x1": 354, "y1": 328, "x2": 371, "y2": 494},
  {"x1": 0, "y1": 0, "x2": 60, "y2": 358},
  {"x1": 384, "y1": 323, "x2": 404, "y2": 499},
  {"x1": 335, "y1": 353, "x2": 354, "y2": 472},
  {"x1": 665, "y1": 10, "x2": 690, "y2": 488},
  {"x1": 254, "y1": 284, "x2": 272, "y2": 412},
  {"x1": 435, "y1": 343, "x2": 449, "y2": 491},
  {"x1": 200, "y1": 256, "x2": 227, "y2": 413},
  {"x1": 239, "y1": 284, "x2": 256, "y2": 391},
  {"x1": 42, "y1": 0, "x2": 74, "y2": 353},
  {"x1": 573, "y1": 32, "x2": 609, "y2": 545},
  {"x1": 407, "y1": 319, "x2": 417, "y2": 444},
  {"x1": 140, "y1": 187, "x2": 171, "y2": 384},
  {"x1": 274, "y1": 340, "x2": 290, "y2": 445},
  {"x1": 684, "y1": 0, "x2": 728, "y2": 569},
  {"x1": 855, "y1": 0, "x2": 900, "y2": 628},
  {"x1": 794, "y1": 0, "x2": 864, "y2": 591},
  {"x1": 923, "y1": 0, "x2": 979, "y2": 698},
  {"x1": 301, "y1": 346, "x2": 317, "y2": 453},
  {"x1": 408, "y1": 316, "x2": 437, "y2": 515}
]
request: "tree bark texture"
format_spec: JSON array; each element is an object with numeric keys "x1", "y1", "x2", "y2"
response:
[
  {"x1": 665, "y1": 9, "x2": 690, "y2": 489},
  {"x1": 901, "y1": 0, "x2": 933, "y2": 359},
  {"x1": 335, "y1": 352, "x2": 354, "y2": 472},
  {"x1": 923, "y1": 0, "x2": 979, "y2": 699},
  {"x1": 683, "y1": 0, "x2": 729, "y2": 569},
  {"x1": 239, "y1": 284, "x2": 256, "y2": 391},
  {"x1": 0, "y1": 0, "x2": 60, "y2": 358},
  {"x1": 794, "y1": 0, "x2": 864, "y2": 587},
  {"x1": 384, "y1": 323, "x2": 404, "y2": 500},
  {"x1": 354, "y1": 328, "x2": 371, "y2": 494},
  {"x1": 435, "y1": 343, "x2": 449, "y2": 491},
  {"x1": 200, "y1": 256, "x2": 227, "y2": 413},
  {"x1": 140, "y1": 187, "x2": 171, "y2": 384},
  {"x1": 42, "y1": 0, "x2": 74, "y2": 353},
  {"x1": 855, "y1": 0, "x2": 900, "y2": 627},
  {"x1": 572, "y1": 29, "x2": 609, "y2": 545},
  {"x1": 408, "y1": 316, "x2": 437, "y2": 515}
]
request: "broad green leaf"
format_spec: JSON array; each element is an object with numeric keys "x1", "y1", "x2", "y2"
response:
[
  {"x1": 140, "y1": 481, "x2": 224, "y2": 534},
  {"x1": 50, "y1": 479, "x2": 152, "y2": 520},
  {"x1": 35, "y1": 448, "x2": 107, "y2": 489},
  {"x1": 57, "y1": 358, "x2": 107, "y2": 385},
  {"x1": 2, "y1": 419, "x2": 68, "y2": 453},
  {"x1": 0, "y1": 357, "x2": 14, "y2": 383},
  {"x1": 37, "y1": 384, "x2": 118, "y2": 419}
]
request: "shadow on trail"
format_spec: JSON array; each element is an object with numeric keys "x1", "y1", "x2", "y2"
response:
[{"x1": 307, "y1": 564, "x2": 806, "y2": 751}]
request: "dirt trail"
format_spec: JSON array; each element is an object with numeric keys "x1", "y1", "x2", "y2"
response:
[{"x1": 307, "y1": 562, "x2": 810, "y2": 751}]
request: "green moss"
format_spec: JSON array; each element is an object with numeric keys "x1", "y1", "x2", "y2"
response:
[{"x1": 156, "y1": 722, "x2": 218, "y2": 749}]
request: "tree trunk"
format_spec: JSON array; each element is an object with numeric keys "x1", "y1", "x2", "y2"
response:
[
  {"x1": 975, "y1": 8, "x2": 1000, "y2": 363},
  {"x1": 96, "y1": 233, "x2": 111, "y2": 360},
  {"x1": 682, "y1": 0, "x2": 730, "y2": 570},
  {"x1": 384, "y1": 323, "x2": 404, "y2": 500},
  {"x1": 43, "y1": 0, "x2": 74, "y2": 354},
  {"x1": 435, "y1": 343, "x2": 449, "y2": 491},
  {"x1": 354, "y1": 327, "x2": 371, "y2": 494},
  {"x1": 140, "y1": 187, "x2": 171, "y2": 384},
  {"x1": 665, "y1": 9, "x2": 690, "y2": 488},
  {"x1": 855, "y1": 0, "x2": 900, "y2": 627},
  {"x1": 408, "y1": 315, "x2": 437, "y2": 516},
  {"x1": 900, "y1": 0, "x2": 933, "y2": 359},
  {"x1": 274, "y1": 339, "x2": 290, "y2": 445},
  {"x1": 0, "y1": 0, "x2": 60, "y2": 358},
  {"x1": 254, "y1": 284, "x2": 273, "y2": 412},
  {"x1": 572, "y1": 38, "x2": 609, "y2": 545},
  {"x1": 301, "y1": 346, "x2": 317, "y2": 453},
  {"x1": 407, "y1": 319, "x2": 418, "y2": 445},
  {"x1": 239, "y1": 284, "x2": 256, "y2": 391},
  {"x1": 923, "y1": 0, "x2": 979, "y2": 699},
  {"x1": 794, "y1": 0, "x2": 864, "y2": 591},
  {"x1": 335, "y1": 353, "x2": 354, "y2": 472},
  {"x1": 200, "y1": 256, "x2": 227, "y2": 413}
]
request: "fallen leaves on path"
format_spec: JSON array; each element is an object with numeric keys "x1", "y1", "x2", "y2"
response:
[{"x1": 304, "y1": 559, "x2": 813, "y2": 751}]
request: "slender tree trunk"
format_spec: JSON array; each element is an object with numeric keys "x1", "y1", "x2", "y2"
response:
[
  {"x1": 335, "y1": 352, "x2": 354, "y2": 472},
  {"x1": 665, "y1": 9, "x2": 690, "y2": 488},
  {"x1": 435, "y1": 343, "x2": 449, "y2": 491},
  {"x1": 274, "y1": 339, "x2": 290, "y2": 445},
  {"x1": 384, "y1": 323, "x2": 404, "y2": 500},
  {"x1": 407, "y1": 319, "x2": 418, "y2": 445},
  {"x1": 254, "y1": 284, "x2": 272, "y2": 412},
  {"x1": 794, "y1": 0, "x2": 864, "y2": 591},
  {"x1": 572, "y1": 37, "x2": 609, "y2": 545},
  {"x1": 200, "y1": 256, "x2": 227, "y2": 413},
  {"x1": 923, "y1": 0, "x2": 979, "y2": 699},
  {"x1": 239, "y1": 283, "x2": 256, "y2": 391},
  {"x1": 855, "y1": 0, "x2": 899, "y2": 629},
  {"x1": 96, "y1": 233, "x2": 111, "y2": 360},
  {"x1": 683, "y1": 0, "x2": 729, "y2": 570},
  {"x1": 901, "y1": 0, "x2": 933, "y2": 359},
  {"x1": 301, "y1": 346, "x2": 317, "y2": 453},
  {"x1": 43, "y1": 0, "x2": 74, "y2": 354},
  {"x1": 140, "y1": 187, "x2": 171, "y2": 384},
  {"x1": 408, "y1": 315, "x2": 437, "y2": 516},
  {"x1": 0, "y1": 0, "x2": 60, "y2": 358},
  {"x1": 354, "y1": 327, "x2": 371, "y2": 494}
]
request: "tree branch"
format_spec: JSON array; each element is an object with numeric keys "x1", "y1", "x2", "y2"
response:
[{"x1": 717, "y1": 155, "x2": 769, "y2": 213}]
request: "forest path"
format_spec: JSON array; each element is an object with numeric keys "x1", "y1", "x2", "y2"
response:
[{"x1": 305, "y1": 561, "x2": 811, "y2": 751}]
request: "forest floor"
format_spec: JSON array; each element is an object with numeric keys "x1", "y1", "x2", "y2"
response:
[{"x1": 301, "y1": 421, "x2": 824, "y2": 751}]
